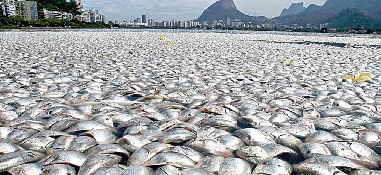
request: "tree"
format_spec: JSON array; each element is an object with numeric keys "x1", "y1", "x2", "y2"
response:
[{"x1": 35, "y1": 0, "x2": 81, "y2": 15}]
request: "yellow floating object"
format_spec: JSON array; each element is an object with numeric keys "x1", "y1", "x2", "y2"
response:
[
  {"x1": 159, "y1": 36, "x2": 164, "y2": 40},
  {"x1": 341, "y1": 72, "x2": 373, "y2": 82},
  {"x1": 283, "y1": 59, "x2": 292, "y2": 65},
  {"x1": 165, "y1": 43, "x2": 175, "y2": 47}
]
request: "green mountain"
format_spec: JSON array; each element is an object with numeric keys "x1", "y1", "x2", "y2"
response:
[
  {"x1": 328, "y1": 8, "x2": 381, "y2": 29},
  {"x1": 275, "y1": 0, "x2": 381, "y2": 29},
  {"x1": 197, "y1": 0, "x2": 269, "y2": 24}
]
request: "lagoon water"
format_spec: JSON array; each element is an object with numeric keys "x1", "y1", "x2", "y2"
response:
[{"x1": 1, "y1": 29, "x2": 381, "y2": 174}]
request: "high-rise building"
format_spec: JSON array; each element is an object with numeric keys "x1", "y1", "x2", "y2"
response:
[
  {"x1": 227, "y1": 17, "x2": 231, "y2": 26},
  {"x1": 16, "y1": 1, "x2": 38, "y2": 20},
  {"x1": 136, "y1": 18, "x2": 142, "y2": 24},
  {"x1": 148, "y1": 19, "x2": 154, "y2": 27},
  {"x1": 1, "y1": 0, "x2": 16, "y2": 17},
  {"x1": 142, "y1": 15, "x2": 146, "y2": 23}
]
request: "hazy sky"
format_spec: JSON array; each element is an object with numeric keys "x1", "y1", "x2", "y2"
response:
[{"x1": 81, "y1": 0, "x2": 326, "y2": 22}]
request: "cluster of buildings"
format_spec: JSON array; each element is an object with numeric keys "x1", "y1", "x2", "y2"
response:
[
  {"x1": 198, "y1": 18, "x2": 331, "y2": 30},
  {"x1": 1, "y1": 0, "x2": 38, "y2": 20},
  {"x1": 114, "y1": 15, "x2": 329, "y2": 30},
  {"x1": 1, "y1": 0, "x2": 106, "y2": 23},
  {"x1": 115, "y1": 15, "x2": 202, "y2": 28}
]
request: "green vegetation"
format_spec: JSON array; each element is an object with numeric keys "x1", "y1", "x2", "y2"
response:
[
  {"x1": 327, "y1": 8, "x2": 381, "y2": 30},
  {"x1": 0, "y1": 16, "x2": 117, "y2": 29},
  {"x1": 36, "y1": 0, "x2": 80, "y2": 15}
]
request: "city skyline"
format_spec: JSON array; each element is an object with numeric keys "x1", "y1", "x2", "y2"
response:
[{"x1": 81, "y1": 0, "x2": 326, "y2": 22}]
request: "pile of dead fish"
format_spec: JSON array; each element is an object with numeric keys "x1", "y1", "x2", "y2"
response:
[{"x1": 0, "y1": 30, "x2": 381, "y2": 175}]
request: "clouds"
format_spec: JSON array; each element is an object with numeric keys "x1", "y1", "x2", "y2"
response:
[{"x1": 81, "y1": 0, "x2": 327, "y2": 21}]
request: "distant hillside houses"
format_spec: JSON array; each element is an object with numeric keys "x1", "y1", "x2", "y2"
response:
[{"x1": 1, "y1": 0, "x2": 106, "y2": 23}]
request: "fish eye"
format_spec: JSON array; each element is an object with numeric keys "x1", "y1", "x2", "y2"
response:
[{"x1": 27, "y1": 152, "x2": 38, "y2": 157}]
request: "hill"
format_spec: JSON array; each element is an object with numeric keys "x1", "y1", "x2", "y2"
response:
[
  {"x1": 197, "y1": 0, "x2": 269, "y2": 24},
  {"x1": 276, "y1": 0, "x2": 381, "y2": 28},
  {"x1": 280, "y1": 2, "x2": 306, "y2": 17},
  {"x1": 327, "y1": 8, "x2": 381, "y2": 29}
]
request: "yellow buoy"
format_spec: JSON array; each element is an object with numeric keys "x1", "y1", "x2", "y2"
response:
[
  {"x1": 341, "y1": 72, "x2": 373, "y2": 82},
  {"x1": 165, "y1": 42, "x2": 175, "y2": 47},
  {"x1": 283, "y1": 59, "x2": 292, "y2": 66},
  {"x1": 159, "y1": 36, "x2": 164, "y2": 40}
]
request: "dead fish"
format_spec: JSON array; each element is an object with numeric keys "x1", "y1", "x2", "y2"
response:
[
  {"x1": 293, "y1": 162, "x2": 347, "y2": 175},
  {"x1": 160, "y1": 128, "x2": 196, "y2": 144},
  {"x1": 82, "y1": 129, "x2": 116, "y2": 144},
  {"x1": 0, "y1": 127, "x2": 14, "y2": 139},
  {"x1": 181, "y1": 168, "x2": 213, "y2": 175},
  {"x1": 305, "y1": 131, "x2": 339, "y2": 143},
  {"x1": 233, "y1": 128, "x2": 275, "y2": 146},
  {"x1": 46, "y1": 135, "x2": 76, "y2": 155},
  {"x1": 217, "y1": 134, "x2": 245, "y2": 152},
  {"x1": 18, "y1": 135, "x2": 55, "y2": 152},
  {"x1": 0, "y1": 142, "x2": 24, "y2": 154},
  {"x1": 7, "y1": 128, "x2": 38, "y2": 143},
  {"x1": 6, "y1": 163, "x2": 43, "y2": 175},
  {"x1": 42, "y1": 164, "x2": 77, "y2": 175},
  {"x1": 93, "y1": 166, "x2": 124, "y2": 175},
  {"x1": 197, "y1": 156, "x2": 225, "y2": 173},
  {"x1": 121, "y1": 166, "x2": 154, "y2": 175},
  {"x1": 304, "y1": 155, "x2": 365, "y2": 170},
  {"x1": 155, "y1": 165, "x2": 180, "y2": 175},
  {"x1": 68, "y1": 136, "x2": 98, "y2": 152},
  {"x1": 186, "y1": 139, "x2": 234, "y2": 158},
  {"x1": 218, "y1": 158, "x2": 252, "y2": 175},
  {"x1": 170, "y1": 146, "x2": 205, "y2": 163},
  {"x1": 145, "y1": 152, "x2": 196, "y2": 168},
  {"x1": 298, "y1": 142, "x2": 331, "y2": 159},
  {"x1": 65, "y1": 121, "x2": 109, "y2": 133},
  {"x1": 78, "y1": 154, "x2": 122, "y2": 175},
  {"x1": 0, "y1": 151, "x2": 45, "y2": 171},
  {"x1": 116, "y1": 135, "x2": 151, "y2": 152},
  {"x1": 39, "y1": 150, "x2": 88, "y2": 167},
  {"x1": 252, "y1": 158, "x2": 292, "y2": 175},
  {"x1": 127, "y1": 142, "x2": 170, "y2": 166},
  {"x1": 236, "y1": 146, "x2": 269, "y2": 164},
  {"x1": 86, "y1": 144, "x2": 130, "y2": 158},
  {"x1": 325, "y1": 142, "x2": 359, "y2": 159}
]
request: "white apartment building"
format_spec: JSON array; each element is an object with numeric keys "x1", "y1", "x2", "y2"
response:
[
  {"x1": 43, "y1": 9, "x2": 73, "y2": 20},
  {"x1": 1, "y1": 0, "x2": 16, "y2": 17}
]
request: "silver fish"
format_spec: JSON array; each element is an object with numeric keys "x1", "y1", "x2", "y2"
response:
[
  {"x1": 252, "y1": 158, "x2": 292, "y2": 175},
  {"x1": 145, "y1": 152, "x2": 196, "y2": 168},
  {"x1": 6, "y1": 163, "x2": 43, "y2": 175},
  {"x1": 293, "y1": 162, "x2": 347, "y2": 175},
  {"x1": 181, "y1": 168, "x2": 213, "y2": 175},
  {"x1": 42, "y1": 164, "x2": 77, "y2": 175},
  {"x1": 218, "y1": 158, "x2": 252, "y2": 175},
  {"x1": 39, "y1": 150, "x2": 88, "y2": 167},
  {"x1": 127, "y1": 142, "x2": 170, "y2": 166},
  {"x1": 82, "y1": 129, "x2": 116, "y2": 144},
  {"x1": 68, "y1": 136, "x2": 98, "y2": 152},
  {"x1": 197, "y1": 156, "x2": 225, "y2": 173},
  {"x1": 233, "y1": 128, "x2": 275, "y2": 146},
  {"x1": 78, "y1": 154, "x2": 122, "y2": 175},
  {"x1": 155, "y1": 165, "x2": 180, "y2": 175},
  {"x1": 0, "y1": 151, "x2": 45, "y2": 171},
  {"x1": 121, "y1": 166, "x2": 154, "y2": 175}
]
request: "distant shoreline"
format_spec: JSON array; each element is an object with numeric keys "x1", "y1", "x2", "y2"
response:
[{"x1": 0, "y1": 27, "x2": 379, "y2": 35}]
